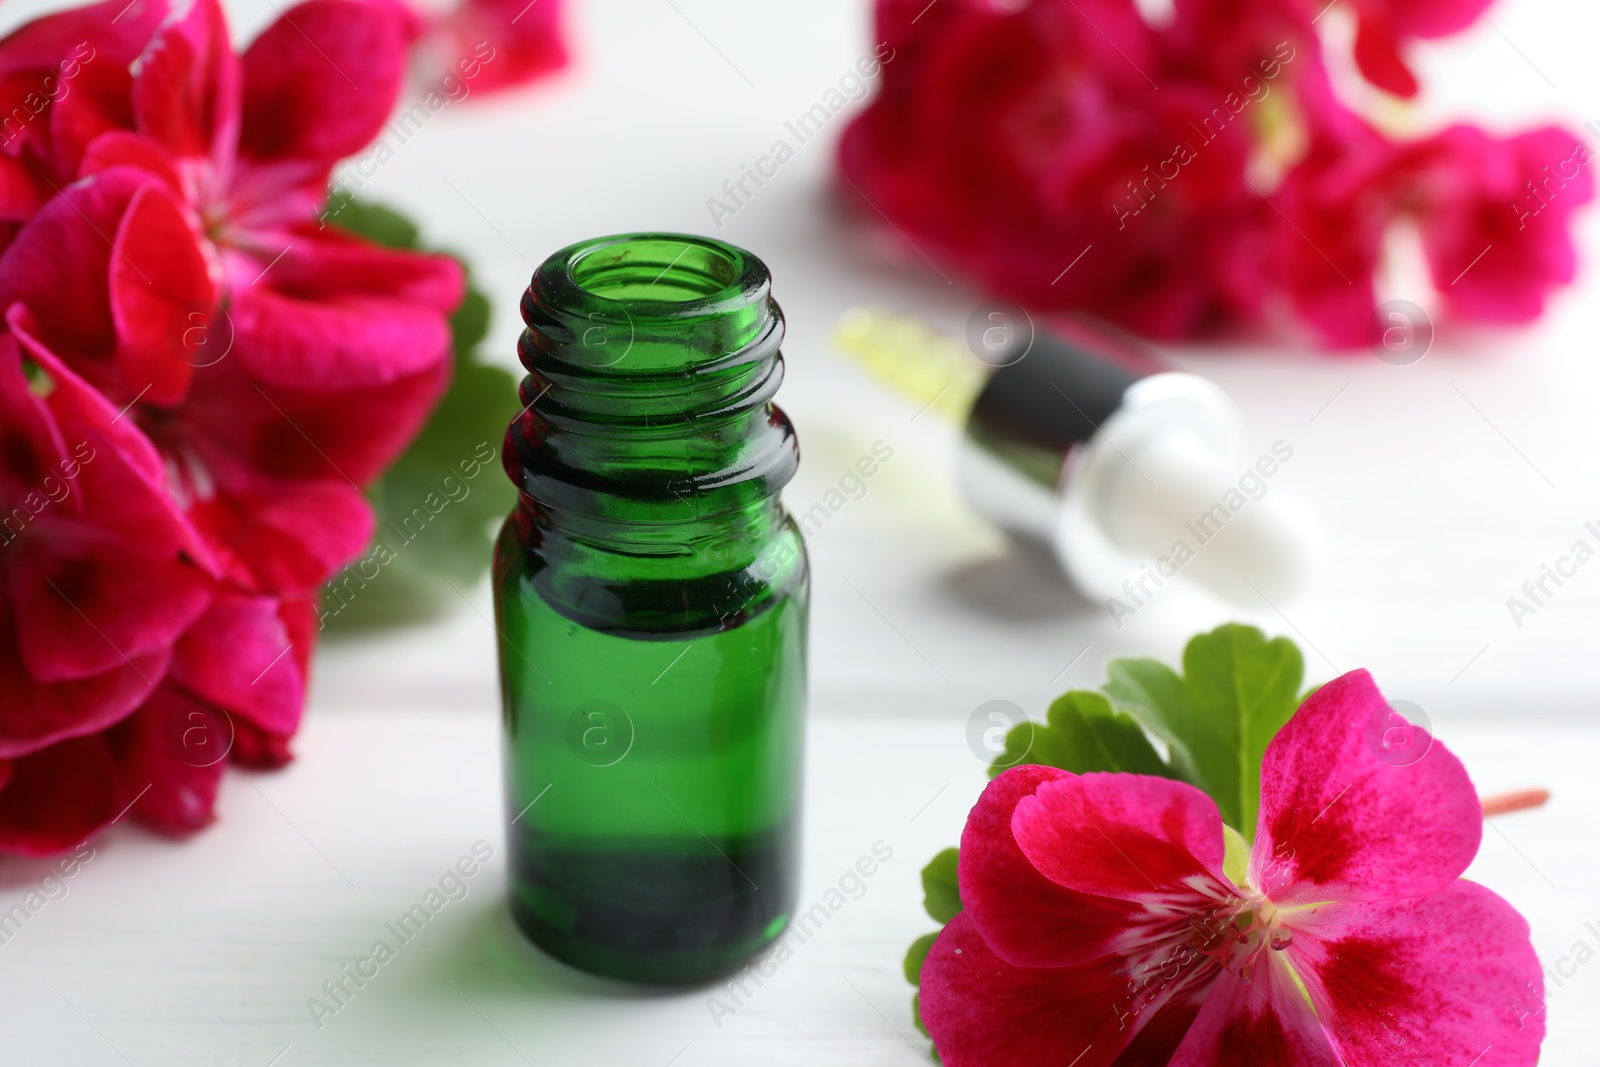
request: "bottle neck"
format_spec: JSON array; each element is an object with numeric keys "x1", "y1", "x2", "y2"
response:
[{"x1": 504, "y1": 234, "x2": 798, "y2": 561}]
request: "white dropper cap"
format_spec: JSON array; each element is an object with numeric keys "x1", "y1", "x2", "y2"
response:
[
  {"x1": 956, "y1": 344, "x2": 1323, "y2": 608},
  {"x1": 1084, "y1": 398, "x2": 1324, "y2": 605}
]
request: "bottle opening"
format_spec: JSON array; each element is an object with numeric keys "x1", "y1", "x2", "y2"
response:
[{"x1": 570, "y1": 237, "x2": 742, "y2": 303}]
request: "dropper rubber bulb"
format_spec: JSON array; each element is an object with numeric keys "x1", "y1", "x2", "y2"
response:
[{"x1": 1094, "y1": 430, "x2": 1324, "y2": 605}]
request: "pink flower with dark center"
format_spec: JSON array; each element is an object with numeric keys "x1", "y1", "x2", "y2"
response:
[{"x1": 922, "y1": 669, "x2": 1544, "y2": 1066}]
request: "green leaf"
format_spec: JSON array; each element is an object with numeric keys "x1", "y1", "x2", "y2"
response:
[
  {"x1": 903, "y1": 931, "x2": 938, "y2": 985},
  {"x1": 451, "y1": 286, "x2": 491, "y2": 354},
  {"x1": 1106, "y1": 623, "x2": 1304, "y2": 839},
  {"x1": 988, "y1": 689, "x2": 1183, "y2": 781},
  {"x1": 909, "y1": 850, "x2": 957, "y2": 1055},
  {"x1": 921, "y1": 848, "x2": 962, "y2": 924},
  {"x1": 323, "y1": 196, "x2": 419, "y2": 248},
  {"x1": 317, "y1": 199, "x2": 519, "y2": 629},
  {"x1": 1098, "y1": 658, "x2": 1199, "y2": 779},
  {"x1": 364, "y1": 360, "x2": 515, "y2": 584}
]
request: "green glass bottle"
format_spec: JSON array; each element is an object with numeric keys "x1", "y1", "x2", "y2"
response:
[{"x1": 493, "y1": 233, "x2": 808, "y2": 984}]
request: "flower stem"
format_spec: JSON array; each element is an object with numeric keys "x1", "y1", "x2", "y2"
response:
[{"x1": 1480, "y1": 789, "x2": 1550, "y2": 817}]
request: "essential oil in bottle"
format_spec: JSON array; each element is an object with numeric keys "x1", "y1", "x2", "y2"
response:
[{"x1": 494, "y1": 233, "x2": 808, "y2": 984}]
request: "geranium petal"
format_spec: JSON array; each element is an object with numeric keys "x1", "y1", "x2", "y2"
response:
[
  {"x1": 0, "y1": 0, "x2": 164, "y2": 73},
  {"x1": 961, "y1": 765, "x2": 1150, "y2": 969},
  {"x1": 0, "y1": 154, "x2": 47, "y2": 223},
  {"x1": 1169, "y1": 954, "x2": 1339, "y2": 1065},
  {"x1": 258, "y1": 224, "x2": 466, "y2": 311},
  {"x1": 0, "y1": 167, "x2": 140, "y2": 365},
  {"x1": 0, "y1": 330, "x2": 71, "y2": 510},
  {"x1": 230, "y1": 718, "x2": 294, "y2": 768},
  {"x1": 0, "y1": 0, "x2": 162, "y2": 178},
  {"x1": 1012, "y1": 772, "x2": 1231, "y2": 903},
  {"x1": 253, "y1": 362, "x2": 451, "y2": 487},
  {"x1": 170, "y1": 590, "x2": 303, "y2": 738},
  {"x1": 1111, "y1": 989, "x2": 1210, "y2": 1067},
  {"x1": 237, "y1": 0, "x2": 406, "y2": 170},
  {"x1": 1251, "y1": 669, "x2": 1482, "y2": 906},
  {"x1": 275, "y1": 590, "x2": 317, "y2": 696},
  {"x1": 110, "y1": 181, "x2": 215, "y2": 406},
  {"x1": 226, "y1": 260, "x2": 456, "y2": 392},
  {"x1": 0, "y1": 733, "x2": 124, "y2": 855},
  {"x1": 183, "y1": 446, "x2": 374, "y2": 593},
  {"x1": 1352, "y1": 15, "x2": 1419, "y2": 98},
  {"x1": 78, "y1": 129, "x2": 188, "y2": 190},
  {"x1": 438, "y1": 0, "x2": 567, "y2": 94},
  {"x1": 921, "y1": 911, "x2": 1157, "y2": 1067},
  {"x1": 1380, "y1": 0, "x2": 1490, "y2": 39},
  {"x1": 174, "y1": 351, "x2": 450, "y2": 489},
  {"x1": 12, "y1": 313, "x2": 212, "y2": 565},
  {"x1": 1413, "y1": 125, "x2": 1593, "y2": 325},
  {"x1": 131, "y1": 0, "x2": 239, "y2": 166},
  {"x1": 0, "y1": 598, "x2": 165, "y2": 759},
  {"x1": 7, "y1": 533, "x2": 210, "y2": 682},
  {"x1": 1286, "y1": 881, "x2": 1545, "y2": 1067},
  {"x1": 47, "y1": 54, "x2": 141, "y2": 180},
  {"x1": 108, "y1": 685, "x2": 229, "y2": 834}
]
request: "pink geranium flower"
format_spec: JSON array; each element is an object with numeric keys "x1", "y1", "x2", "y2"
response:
[
  {"x1": 842, "y1": 0, "x2": 1589, "y2": 348},
  {"x1": 0, "y1": 0, "x2": 463, "y2": 594},
  {"x1": 1271, "y1": 110, "x2": 1596, "y2": 347},
  {"x1": 922, "y1": 669, "x2": 1544, "y2": 1065},
  {"x1": 0, "y1": 328, "x2": 306, "y2": 850},
  {"x1": 0, "y1": 0, "x2": 468, "y2": 853}
]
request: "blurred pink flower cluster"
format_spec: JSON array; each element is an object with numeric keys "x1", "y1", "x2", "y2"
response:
[
  {"x1": 839, "y1": 0, "x2": 1593, "y2": 346},
  {"x1": 0, "y1": 0, "x2": 562, "y2": 855}
]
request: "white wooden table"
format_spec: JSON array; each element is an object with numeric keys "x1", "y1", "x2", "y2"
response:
[
  {"x1": 0, "y1": 710, "x2": 1593, "y2": 1065},
  {"x1": 3, "y1": 0, "x2": 1600, "y2": 1062}
]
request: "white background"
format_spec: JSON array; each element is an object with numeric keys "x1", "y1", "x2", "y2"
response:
[{"x1": 2, "y1": 0, "x2": 1599, "y2": 1063}]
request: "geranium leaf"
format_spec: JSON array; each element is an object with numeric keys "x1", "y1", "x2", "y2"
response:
[
  {"x1": 904, "y1": 931, "x2": 938, "y2": 984},
  {"x1": 324, "y1": 195, "x2": 417, "y2": 247},
  {"x1": 452, "y1": 285, "x2": 491, "y2": 353},
  {"x1": 988, "y1": 689, "x2": 1181, "y2": 781},
  {"x1": 1106, "y1": 623, "x2": 1304, "y2": 839},
  {"x1": 921, "y1": 847, "x2": 962, "y2": 924}
]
